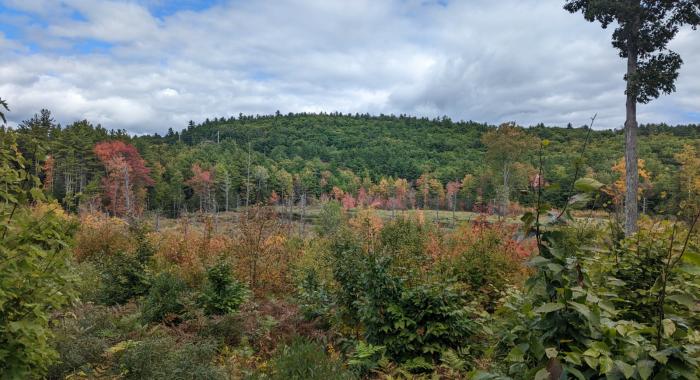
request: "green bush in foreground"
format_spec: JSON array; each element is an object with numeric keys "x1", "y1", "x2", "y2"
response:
[
  {"x1": 199, "y1": 262, "x2": 249, "y2": 316},
  {"x1": 0, "y1": 132, "x2": 78, "y2": 379},
  {"x1": 261, "y1": 338, "x2": 355, "y2": 380},
  {"x1": 141, "y1": 272, "x2": 188, "y2": 324}
]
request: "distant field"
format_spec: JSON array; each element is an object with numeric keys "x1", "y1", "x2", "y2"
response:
[{"x1": 153, "y1": 206, "x2": 534, "y2": 234}]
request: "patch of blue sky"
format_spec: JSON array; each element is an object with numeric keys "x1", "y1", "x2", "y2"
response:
[
  {"x1": 251, "y1": 70, "x2": 274, "y2": 81},
  {"x1": 146, "y1": 0, "x2": 224, "y2": 19},
  {"x1": 71, "y1": 39, "x2": 114, "y2": 54},
  {"x1": 684, "y1": 111, "x2": 700, "y2": 121}
]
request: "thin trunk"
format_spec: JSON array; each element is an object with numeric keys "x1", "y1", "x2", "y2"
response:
[
  {"x1": 435, "y1": 196, "x2": 439, "y2": 224},
  {"x1": 624, "y1": 25, "x2": 639, "y2": 236},
  {"x1": 502, "y1": 164, "x2": 510, "y2": 217},
  {"x1": 452, "y1": 193, "x2": 457, "y2": 227},
  {"x1": 299, "y1": 192, "x2": 307, "y2": 236},
  {"x1": 224, "y1": 179, "x2": 230, "y2": 212},
  {"x1": 245, "y1": 142, "x2": 252, "y2": 208},
  {"x1": 287, "y1": 196, "x2": 293, "y2": 236}
]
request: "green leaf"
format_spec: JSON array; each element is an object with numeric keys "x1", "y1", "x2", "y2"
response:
[
  {"x1": 534, "y1": 303, "x2": 565, "y2": 314},
  {"x1": 528, "y1": 256, "x2": 550, "y2": 267},
  {"x1": 583, "y1": 355, "x2": 598, "y2": 369},
  {"x1": 574, "y1": 177, "x2": 603, "y2": 193},
  {"x1": 567, "y1": 301, "x2": 592, "y2": 321},
  {"x1": 506, "y1": 344, "x2": 527, "y2": 362},
  {"x1": 650, "y1": 350, "x2": 669, "y2": 364},
  {"x1": 534, "y1": 368, "x2": 550, "y2": 380},
  {"x1": 683, "y1": 250, "x2": 700, "y2": 266},
  {"x1": 568, "y1": 193, "x2": 592, "y2": 209},
  {"x1": 546, "y1": 263, "x2": 564, "y2": 274},
  {"x1": 615, "y1": 360, "x2": 635, "y2": 379},
  {"x1": 637, "y1": 360, "x2": 655, "y2": 380},
  {"x1": 545, "y1": 347, "x2": 558, "y2": 359},
  {"x1": 662, "y1": 319, "x2": 676, "y2": 338},
  {"x1": 667, "y1": 294, "x2": 697, "y2": 310},
  {"x1": 566, "y1": 366, "x2": 586, "y2": 380}
]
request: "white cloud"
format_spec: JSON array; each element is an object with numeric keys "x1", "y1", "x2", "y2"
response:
[{"x1": 0, "y1": 0, "x2": 698, "y2": 134}]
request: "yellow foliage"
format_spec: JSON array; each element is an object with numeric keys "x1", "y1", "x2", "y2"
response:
[{"x1": 606, "y1": 157, "x2": 651, "y2": 203}]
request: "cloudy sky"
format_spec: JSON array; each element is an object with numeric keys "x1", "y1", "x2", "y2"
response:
[{"x1": 1, "y1": 0, "x2": 698, "y2": 134}]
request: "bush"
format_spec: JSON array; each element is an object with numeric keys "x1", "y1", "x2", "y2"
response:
[
  {"x1": 116, "y1": 336, "x2": 225, "y2": 380},
  {"x1": 360, "y1": 259, "x2": 476, "y2": 369},
  {"x1": 263, "y1": 338, "x2": 355, "y2": 380},
  {"x1": 73, "y1": 212, "x2": 131, "y2": 262},
  {"x1": 199, "y1": 262, "x2": 249, "y2": 316},
  {"x1": 97, "y1": 250, "x2": 150, "y2": 305},
  {"x1": 47, "y1": 303, "x2": 141, "y2": 379},
  {"x1": 315, "y1": 200, "x2": 344, "y2": 236},
  {"x1": 200, "y1": 314, "x2": 243, "y2": 347},
  {"x1": 440, "y1": 222, "x2": 531, "y2": 309},
  {"x1": 71, "y1": 260, "x2": 102, "y2": 304},
  {"x1": 47, "y1": 306, "x2": 113, "y2": 379},
  {"x1": 296, "y1": 268, "x2": 334, "y2": 322},
  {"x1": 141, "y1": 272, "x2": 188, "y2": 324}
]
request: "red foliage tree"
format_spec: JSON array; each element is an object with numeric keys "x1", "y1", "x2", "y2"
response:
[
  {"x1": 186, "y1": 163, "x2": 214, "y2": 212},
  {"x1": 341, "y1": 193, "x2": 356, "y2": 210},
  {"x1": 94, "y1": 141, "x2": 153, "y2": 216}
]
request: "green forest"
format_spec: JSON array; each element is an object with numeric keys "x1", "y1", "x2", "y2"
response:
[
  {"x1": 11, "y1": 109, "x2": 700, "y2": 218},
  {"x1": 2, "y1": 1, "x2": 700, "y2": 380}
]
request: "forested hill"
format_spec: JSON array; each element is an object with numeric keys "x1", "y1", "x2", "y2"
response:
[
  {"x1": 143, "y1": 112, "x2": 699, "y2": 179},
  {"x1": 8, "y1": 110, "x2": 700, "y2": 217}
]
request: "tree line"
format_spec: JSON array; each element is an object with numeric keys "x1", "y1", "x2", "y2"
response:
[{"x1": 3, "y1": 109, "x2": 699, "y2": 221}]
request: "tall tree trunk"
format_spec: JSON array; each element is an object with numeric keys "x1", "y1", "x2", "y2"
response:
[
  {"x1": 624, "y1": 36, "x2": 639, "y2": 236},
  {"x1": 452, "y1": 193, "x2": 457, "y2": 227},
  {"x1": 299, "y1": 192, "x2": 306, "y2": 236},
  {"x1": 245, "y1": 142, "x2": 251, "y2": 209},
  {"x1": 502, "y1": 164, "x2": 510, "y2": 217}
]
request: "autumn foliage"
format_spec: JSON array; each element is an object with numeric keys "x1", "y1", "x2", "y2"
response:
[{"x1": 94, "y1": 141, "x2": 153, "y2": 216}]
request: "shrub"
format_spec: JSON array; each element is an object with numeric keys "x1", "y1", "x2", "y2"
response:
[
  {"x1": 116, "y1": 336, "x2": 225, "y2": 380},
  {"x1": 47, "y1": 305, "x2": 120, "y2": 379},
  {"x1": 200, "y1": 314, "x2": 243, "y2": 347},
  {"x1": 359, "y1": 259, "x2": 476, "y2": 369},
  {"x1": 97, "y1": 250, "x2": 150, "y2": 305},
  {"x1": 141, "y1": 272, "x2": 188, "y2": 324},
  {"x1": 439, "y1": 221, "x2": 532, "y2": 309},
  {"x1": 296, "y1": 268, "x2": 334, "y2": 322},
  {"x1": 73, "y1": 212, "x2": 131, "y2": 262},
  {"x1": 199, "y1": 262, "x2": 249, "y2": 316},
  {"x1": 262, "y1": 338, "x2": 355, "y2": 380},
  {"x1": 71, "y1": 260, "x2": 103, "y2": 304},
  {"x1": 315, "y1": 200, "x2": 344, "y2": 236}
]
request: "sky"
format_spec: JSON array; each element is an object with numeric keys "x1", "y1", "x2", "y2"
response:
[{"x1": 0, "y1": 0, "x2": 698, "y2": 135}]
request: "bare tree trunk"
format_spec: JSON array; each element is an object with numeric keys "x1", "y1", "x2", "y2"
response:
[
  {"x1": 299, "y1": 192, "x2": 307, "y2": 236},
  {"x1": 502, "y1": 164, "x2": 510, "y2": 217},
  {"x1": 435, "y1": 196, "x2": 439, "y2": 224},
  {"x1": 287, "y1": 195, "x2": 293, "y2": 235},
  {"x1": 452, "y1": 193, "x2": 457, "y2": 227},
  {"x1": 624, "y1": 35, "x2": 639, "y2": 236},
  {"x1": 224, "y1": 176, "x2": 230, "y2": 212},
  {"x1": 245, "y1": 142, "x2": 252, "y2": 209}
]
